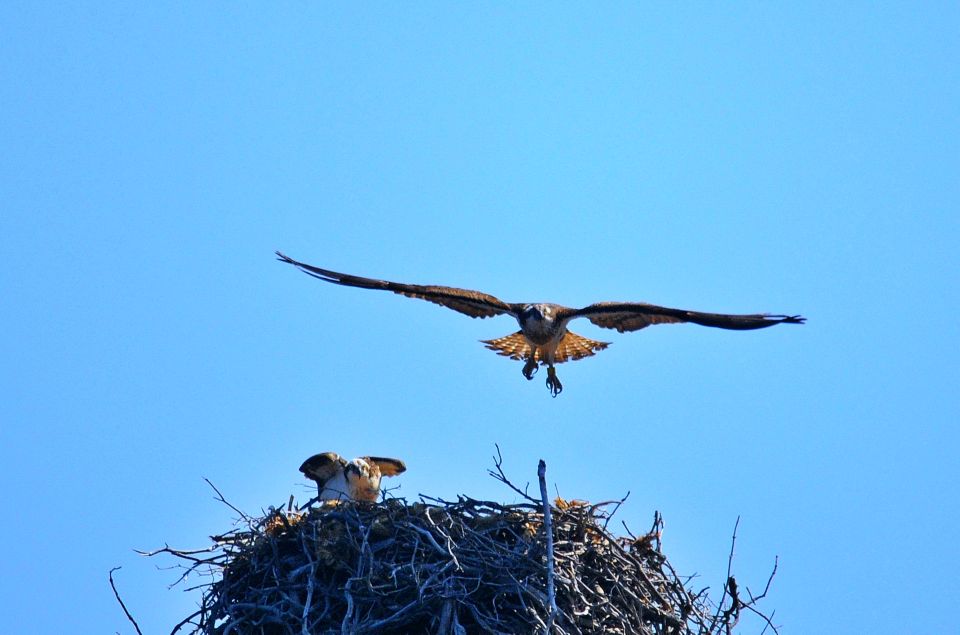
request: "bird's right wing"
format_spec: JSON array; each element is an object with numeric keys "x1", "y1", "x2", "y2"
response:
[{"x1": 276, "y1": 252, "x2": 517, "y2": 319}]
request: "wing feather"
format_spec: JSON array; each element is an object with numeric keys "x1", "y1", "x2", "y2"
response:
[
  {"x1": 572, "y1": 302, "x2": 806, "y2": 332},
  {"x1": 365, "y1": 456, "x2": 406, "y2": 477},
  {"x1": 299, "y1": 452, "x2": 347, "y2": 488},
  {"x1": 276, "y1": 252, "x2": 516, "y2": 319}
]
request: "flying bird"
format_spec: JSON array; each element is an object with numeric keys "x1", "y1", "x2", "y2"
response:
[
  {"x1": 276, "y1": 251, "x2": 805, "y2": 396},
  {"x1": 300, "y1": 452, "x2": 406, "y2": 503}
]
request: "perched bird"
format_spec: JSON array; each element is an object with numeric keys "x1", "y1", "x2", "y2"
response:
[
  {"x1": 277, "y1": 251, "x2": 805, "y2": 396},
  {"x1": 300, "y1": 452, "x2": 406, "y2": 503}
]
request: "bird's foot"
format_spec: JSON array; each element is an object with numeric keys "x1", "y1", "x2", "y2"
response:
[
  {"x1": 522, "y1": 359, "x2": 539, "y2": 380},
  {"x1": 546, "y1": 367, "x2": 563, "y2": 397}
]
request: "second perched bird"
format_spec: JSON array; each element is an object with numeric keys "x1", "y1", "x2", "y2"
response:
[
  {"x1": 300, "y1": 452, "x2": 407, "y2": 503},
  {"x1": 277, "y1": 251, "x2": 805, "y2": 396}
]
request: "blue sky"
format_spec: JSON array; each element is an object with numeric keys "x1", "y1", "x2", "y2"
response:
[{"x1": 2, "y1": 3, "x2": 957, "y2": 633}]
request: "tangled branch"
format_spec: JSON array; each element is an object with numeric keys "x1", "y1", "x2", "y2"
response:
[{"x1": 134, "y1": 461, "x2": 778, "y2": 634}]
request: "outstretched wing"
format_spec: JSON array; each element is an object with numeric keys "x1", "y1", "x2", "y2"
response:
[
  {"x1": 571, "y1": 302, "x2": 806, "y2": 333},
  {"x1": 276, "y1": 252, "x2": 517, "y2": 319},
  {"x1": 365, "y1": 456, "x2": 406, "y2": 477},
  {"x1": 299, "y1": 452, "x2": 347, "y2": 487}
]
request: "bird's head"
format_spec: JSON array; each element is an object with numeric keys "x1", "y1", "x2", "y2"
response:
[
  {"x1": 344, "y1": 459, "x2": 381, "y2": 502},
  {"x1": 521, "y1": 304, "x2": 554, "y2": 321}
]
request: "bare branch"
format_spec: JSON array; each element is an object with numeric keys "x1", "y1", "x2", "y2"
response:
[
  {"x1": 143, "y1": 466, "x2": 777, "y2": 634},
  {"x1": 203, "y1": 477, "x2": 250, "y2": 522},
  {"x1": 487, "y1": 444, "x2": 538, "y2": 503},
  {"x1": 108, "y1": 567, "x2": 143, "y2": 635},
  {"x1": 538, "y1": 459, "x2": 558, "y2": 633}
]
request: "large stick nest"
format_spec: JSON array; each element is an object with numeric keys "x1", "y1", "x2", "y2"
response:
[{"x1": 149, "y1": 483, "x2": 777, "y2": 635}]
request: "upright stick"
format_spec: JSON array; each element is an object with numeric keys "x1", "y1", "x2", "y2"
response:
[{"x1": 538, "y1": 459, "x2": 558, "y2": 632}]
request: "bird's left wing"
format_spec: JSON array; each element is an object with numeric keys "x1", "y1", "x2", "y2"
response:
[
  {"x1": 571, "y1": 302, "x2": 806, "y2": 333},
  {"x1": 299, "y1": 452, "x2": 347, "y2": 486},
  {"x1": 365, "y1": 456, "x2": 407, "y2": 477},
  {"x1": 276, "y1": 252, "x2": 517, "y2": 319}
]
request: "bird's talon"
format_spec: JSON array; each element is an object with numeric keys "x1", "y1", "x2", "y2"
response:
[
  {"x1": 522, "y1": 360, "x2": 539, "y2": 381},
  {"x1": 546, "y1": 368, "x2": 563, "y2": 397}
]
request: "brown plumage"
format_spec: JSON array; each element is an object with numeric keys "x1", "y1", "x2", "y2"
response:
[
  {"x1": 482, "y1": 331, "x2": 609, "y2": 364},
  {"x1": 300, "y1": 452, "x2": 406, "y2": 503},
  {"x1": 277, "y1": 251, "x2": 805, "y2": 396}
]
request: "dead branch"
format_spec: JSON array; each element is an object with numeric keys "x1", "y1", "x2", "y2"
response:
[
  {"x1": 203, "y1": 477, "x2": 251, "y2": 522},
  {"x1": 143, "y1": 458, "x2": 778, "y2": 635},
  {"x1": 538, "y1": 459, "x2": 559, "y2": 633},
  {"x1": 488, "y1": 443, "x2": 538, "y2": 503},
  {"x1": 109, "y1": 567, "x2": 143, "y2": 635}
]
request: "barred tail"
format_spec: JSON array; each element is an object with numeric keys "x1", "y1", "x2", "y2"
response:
[
  {"x1": 481, "y1": 331, "x2": 532, "y2": 361},
  {"x1": 481, "y1": 330, "x2": 609, "y2": 364},
  {"x1": 553, "y1": 330, "x2": 609, "y2": 363}
]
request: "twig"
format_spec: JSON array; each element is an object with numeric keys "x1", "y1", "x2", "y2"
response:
[
  {"x1": 743, "y1": 556, "x2": 781, "y2": 635},
  {"x1": 744, "y1": 603, "x2": 781, "y2": 635},
  {"x1": 538, "y1": 460, "x2": 558, "y2": 633},
  {"x1": 746, "y1": 555, "x2": 779, "y2": 604},
  {"x1": 340, "y1": 578, "x2": 355, "y2": 635},
  {"x1": 203, "y1": 477, "x2": 251, "y2": 522},
  {"x1": 601, "y1": 490, "x2": 630, "y2": 531},
  {"x1": 488, "y1": 444, "x2": 538, "y2": 503},
  {"x1": 109, "y1": 567, "x2": 143, "y2": 635},
  {"x1": 168, "y1": 609, "x2": 203, "y2": 635},
  {"x1": 723, "y1": 576, "x2": 741, "y2": 633},
  {"x1": 146, "y1": 459, "x2": 779, "y2": 634},
  {"x1": 301, "y1": 539, "x2": 316, "y2": 635},
  {"x1": 710, "y1": 515, "x2": 740, "y2": 633}
]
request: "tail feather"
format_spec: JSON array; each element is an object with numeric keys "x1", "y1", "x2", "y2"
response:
[
  {"x1": 481, "y1": 330, "x2": 609, "y2": 364},
  {"x1": 554, "y1": 330, "x2": 610, "y2": 363},
  {"x1": 481, "y1": 331, "x2": 532, "y2": 361}
]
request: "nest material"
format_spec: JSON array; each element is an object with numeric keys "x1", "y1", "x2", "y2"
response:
[{"x1": 155, "y1": 494, "x2": 772, "y2": 635}]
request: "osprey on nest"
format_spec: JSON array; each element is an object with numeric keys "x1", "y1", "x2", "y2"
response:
[
  {"x1": 277, "y1": 252, "x2": 805, "y2": 397},
  {"x1": 300, "y1": 452, "x2": 406, "y2": 503}
]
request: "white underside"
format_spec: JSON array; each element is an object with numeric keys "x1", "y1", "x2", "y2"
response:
[{"x1": 319, "y1": 472, "x2": 352, "y2": 501}]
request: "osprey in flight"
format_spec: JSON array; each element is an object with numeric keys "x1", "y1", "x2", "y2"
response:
[
  {"x1": 277, "y1": 252, "x2": 805, "y2": 396},
  {"x1": 300, "y1": 452, "x2": 406, "y2": 503}
]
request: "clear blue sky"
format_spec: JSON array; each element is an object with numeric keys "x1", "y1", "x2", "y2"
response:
[{"x1": 2, "y1": 4, "x2": 957, "y2": 633}]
